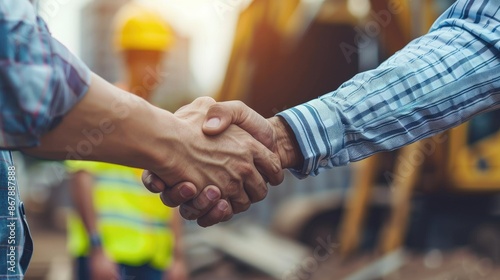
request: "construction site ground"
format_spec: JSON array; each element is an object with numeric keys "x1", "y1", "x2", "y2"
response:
[{"x1": 24, "y1": 217, "x2": 500, "y2": 280}]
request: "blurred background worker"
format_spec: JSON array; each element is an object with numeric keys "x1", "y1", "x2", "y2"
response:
[{"x1": 65, "y1": 3, "x2": 187, "y2": 280}]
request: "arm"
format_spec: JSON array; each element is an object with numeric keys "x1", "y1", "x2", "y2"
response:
[
  {"x1": 0, "y1": 2, "x2": 284, "y2": 218},
  {"x1": 69, "y1": 171, "x2": 119, "y2": 280},
  {"x1": 276, "y1": 0, "x2": 500, "y2": 177},
  {"x1": 167, "y1": 211, "x2": 188, "y2": 280},
  {"x1": 70, "y1": 171, "x2": 99, "y2": 240},
  {"x1": 22, "y1": 73, "x2": 173, "y2": 169}
]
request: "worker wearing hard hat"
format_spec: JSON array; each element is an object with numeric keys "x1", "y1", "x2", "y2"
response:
[
  {"x1": 112, "y1": 1, "x2": 175, "y2": 100},
  {"x1": 66, "y1": 3, "x2": 186, "y2": 280}
]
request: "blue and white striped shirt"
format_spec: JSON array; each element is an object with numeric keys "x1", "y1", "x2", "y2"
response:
[{"x1": 278, "y1": 0, "x2": 500, "y2": 178}]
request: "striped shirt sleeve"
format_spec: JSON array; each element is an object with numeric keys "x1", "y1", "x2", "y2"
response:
[
  {"x1": 278, "y1": 0, "x2": 500, "y2": 178},
  {"x1": 0, "y1": 0, "x2": 91, "y2": 149}
]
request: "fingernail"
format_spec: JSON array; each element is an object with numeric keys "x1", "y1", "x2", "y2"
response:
[
  {"x1": 205, "y1": 118, "x2": 220, "y2": 128},
  {"x1": 206, "y1": 188, "x2": 219, "y2": 201},
  {"x1": 273, "y1": 155, "x2": 282, "y2": 173},
  {"x1": 151, "y1": 183, "x2": 161, "y2": 192},
  {"x1": 180, "y1": 185, "x2": 195, "y2": 199},
  {"x1": 273, "y1": 163, "x2": 281, "y2": 174},
  {"x1": 218, "y1": 201, "x2": 228, "y2": 211}
]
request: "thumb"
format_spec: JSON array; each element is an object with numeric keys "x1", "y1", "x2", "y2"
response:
[
  {"x1": 203, "y1": 101, "x2": 274, "y2": 149},
  {"x1": 141, "y1": 170, "x2": 165, "y2": 193},
  {"x1": 203, "y1": 101, "x2": 246, "y2": 135}
]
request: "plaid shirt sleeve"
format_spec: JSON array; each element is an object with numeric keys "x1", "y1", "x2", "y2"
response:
[
  {"x1": 0, "y1": 0, "x2": 91, "y2": 149},
  {"x1": 278, "y1": 0, "x2": 500, "y2": 178}
]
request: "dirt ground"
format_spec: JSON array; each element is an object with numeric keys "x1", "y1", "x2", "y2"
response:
[
  {"x1": 307, "y1": 249, "x2": 500, "y2": 280},
  {"x1": 23, "y1": 218, "x2": 500, "y2": 280},
  {"x1": 192, "y1": 261, "x2": 274, "y2": 280},
  {"x1": 189, "y1": 249, "x2": 500, "y2": 280}
]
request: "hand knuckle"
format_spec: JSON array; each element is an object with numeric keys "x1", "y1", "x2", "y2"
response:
[
  {"x1": 198, "y1": 96, "x2": 215, "y2": 104},
  {"x1": 233, "y1": 200, "x2": 251, "y2": 214},
  {"x1": 225, "y1": 180, "x2": 240, "y2": 195},
  {"x1": 192, "y1": 196, "x2": 207, "y2": 210},
  {"x1": 239, "y1": 163, "x2": 254, "y2": 176},
  {"x1": 241, "y1": 137, "x2": 254, "y2": 148},
  {"x1": 241, "y1": 201, "x2": 251, "y2": 211},
  {"x1": 180, "y1": 204, "x2": 201, "y2": 220},
  {"x1": 233, "y1": 100, "x2": 245, "y2": 108},
  {"x1": 160, "y1": 193, "x2": 175, "y2": 207}
]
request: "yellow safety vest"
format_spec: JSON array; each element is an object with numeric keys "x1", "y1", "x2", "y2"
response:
[{"x1": 66, "y1": 161, "x2": 174, "y2": 270}]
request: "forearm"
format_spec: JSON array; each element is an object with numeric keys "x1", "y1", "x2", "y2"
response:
[
  {"x1": 70, "y1": 171, "x2": 99, "y2": 235},
  {"x1": 22, "y1": 73, "x2": 175, "y2": 172},
  {"x1": 172, "y1": 212, "x2": 185, "y2": 260},
  {"x1": 278, "y1": 0, "x2": 500, "y2": 177}
]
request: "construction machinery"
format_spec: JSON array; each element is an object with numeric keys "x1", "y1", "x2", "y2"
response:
[
  {"x1": 216, "y1": 0, "x2": 360, "y2": 118},
  {"x1": 213, "y1": 0, "x2": 500, "y2": 278}
]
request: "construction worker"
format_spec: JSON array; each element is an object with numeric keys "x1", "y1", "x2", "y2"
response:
[{"x1": 66, "y1": 3, "x2": 187, "y2": 280}]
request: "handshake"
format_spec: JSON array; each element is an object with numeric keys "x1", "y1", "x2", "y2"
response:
[{"x1": 142, "y1": 97, "x2": 303, "y2": 227}]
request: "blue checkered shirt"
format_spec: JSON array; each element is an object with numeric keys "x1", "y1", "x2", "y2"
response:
[
  {"x1": 279, "y1": 0, "x2": 500, "y2": 178},
  {"x1": 0, "y1": 0, "x2": 90, "y2": 278}
]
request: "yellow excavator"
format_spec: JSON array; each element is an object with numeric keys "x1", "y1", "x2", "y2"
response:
[
  {"x1": 215, "y1": 0, "x2": 360, "y2": 118},
  {"x1": 337, "y1": 109, "x2": 500, "y2": 266},
  {"x1": 337, "y1": 0, "x2": 500, "y2": 260},
  {"x1": 448, "y1": 111, "x2": 500, "y2": 191}
]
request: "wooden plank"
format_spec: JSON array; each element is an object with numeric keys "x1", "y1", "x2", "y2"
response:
[
  {"x1": 197, "y1": 224, "x2": 310, "y2": 278},
  {"x1": 344, "y1": 250, "x2": 406, "y2": 280}
]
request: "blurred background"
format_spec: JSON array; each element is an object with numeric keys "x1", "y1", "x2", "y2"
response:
[{"x1": 17, "y1": 0, "x2": 500, "y2": 279}]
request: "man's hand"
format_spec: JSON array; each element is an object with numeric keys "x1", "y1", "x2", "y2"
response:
[
  {"x1": 143, "y1": 99, "x2": 303, "y2": 227},
  {"x1": 167, "y1": 258, "x2": 188, "y2": 280},
  {"x1": 143, "y1": 97, "x2": 285, "y2": 226},
  {"x1": 202, "y1": 101, "x2": 303, "y2": 169},
  {"x1": 90, "y1": 248, "x2": 119, "y2": 280}
]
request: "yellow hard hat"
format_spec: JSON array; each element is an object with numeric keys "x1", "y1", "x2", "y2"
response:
[{"x1": 113, "y1": 2, "x2": 174, "y2": 51}]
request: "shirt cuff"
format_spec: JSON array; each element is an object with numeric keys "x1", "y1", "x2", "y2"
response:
[{"x1": 277, "y1": 98, "x2": 346, "y2": 179}]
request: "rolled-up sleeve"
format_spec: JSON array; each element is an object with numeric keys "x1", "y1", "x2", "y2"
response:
[
  {"x1": 279, "y1": 0, "x2": 500, "y2": 178},
  {"x1": 0, "y1": 0, "x2": 91, "y2": 149}
]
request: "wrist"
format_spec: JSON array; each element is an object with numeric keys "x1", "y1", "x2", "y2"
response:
[
  {"x1": 141, "y1": 109, "x2": 184, "y2": 174},
  {"x1": 89, "y1": 232, "x2": 104, "y2": 255},
  {"x1": 89, "y1": 232, "x2": 102, "y2": 249},
  {"x1": 268, "y1": 116, "x2": 303, "y2": 169},
  {"x1": 116, "y1": 100, "x2": 181, "y2": 175}
]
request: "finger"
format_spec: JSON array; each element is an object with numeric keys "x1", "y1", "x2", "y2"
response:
[
  {"x1": 175, "y1": 96, "x2": 216, "y2": 118},
  {"x1": 160, "y1": 182, "x2": 197, "y2": 207},
  {"x1": 220, "y1": 202, "x2": 234, "y2": 222},
  {"x1": 244, "y1": 177, "x2": 268, "y2": 204},
  {"x1": 142, "y1": 170, "x2": 165, "y2": 193},
  {"x1": 178, "y1": 186, "x2": 222, "y2": 220},
  {"x1": 193, "y1": 96, "x2": 216, "y2": 105},
  {"x1": 252, "y1": 141, "x2": 284, "y2": 186},
  {"x1": 238, "y1": 160, "x2": 269, "y2": 203},
  {"x1": 203, "y1": 101, "x2": 275, "y2": 149},
  {"x1": 228, "y1": 181, "x2": 252, "y2": 214},
  {"x1": 174, "y1": 104, "x2": 189, "y2": 114},
  {"x1": 197, "y1": 200, "x2": 233, "y2": 227}
]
